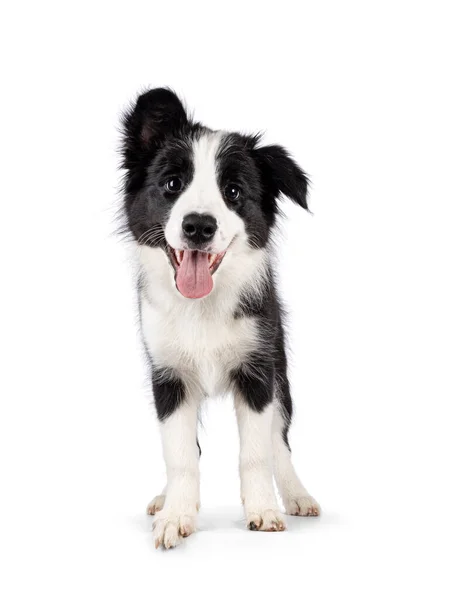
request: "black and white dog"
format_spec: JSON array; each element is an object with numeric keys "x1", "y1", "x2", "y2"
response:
[{"x1": 120, "y1": 88, "x2": 320, "y2": 549}]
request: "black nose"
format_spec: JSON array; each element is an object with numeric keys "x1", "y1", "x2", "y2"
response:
[{"x1": 182, "y1": 213, "x2": 217, "y2": 246}]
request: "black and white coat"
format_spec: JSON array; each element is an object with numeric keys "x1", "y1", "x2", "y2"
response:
[{"x1": 121, "y1": 88, "x2": 320, "y2": 549}]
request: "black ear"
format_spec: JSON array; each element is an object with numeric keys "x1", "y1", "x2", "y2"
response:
[
  {"x1": 254, "y1": 144, "x2": 309, "y2": 210},
  {"x1": 121, "y1": 88, "x2": 188, "y2": 170}
]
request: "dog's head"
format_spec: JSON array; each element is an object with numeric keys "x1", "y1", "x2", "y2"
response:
[{"x1": 121, "y1": 88, "x2": 309, "y2": 299}]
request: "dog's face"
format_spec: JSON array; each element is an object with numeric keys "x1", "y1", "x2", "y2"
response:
[{"x1": 121, "y1": 89, "x2": 309, "y2": 299}]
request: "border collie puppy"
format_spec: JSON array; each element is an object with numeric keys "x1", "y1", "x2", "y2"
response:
[{"x1": 120, "y1": 88, "x2": 320, "y2": 549}]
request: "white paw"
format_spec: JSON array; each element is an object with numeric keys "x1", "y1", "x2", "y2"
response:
[
  {"x1": 147, "y1": 494, "x2": 166, "y2": 515},
  {"x1": 285, "y1": 495, "x2": 321, "y2": 516},
  {"x1": 152, "y1": 511, "x2": 197, "y2": 549},
  {"x1": 246, "y1": 508, "x2": 286, "y2": 532}
]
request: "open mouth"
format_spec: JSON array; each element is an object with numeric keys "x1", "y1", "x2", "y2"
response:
[
  {"x1": 166, "y1": 246, "x2": 227, "y2": 299},
  {"x1": 169, "y1": 248, "x2": 226, "y2": 274}
]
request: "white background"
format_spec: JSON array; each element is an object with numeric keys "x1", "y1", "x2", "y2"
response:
[{"x1": 1, "y1": 1, "x2": 449, "y2": 598}]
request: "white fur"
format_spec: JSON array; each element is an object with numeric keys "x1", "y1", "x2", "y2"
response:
[
  {"x1": 152, "y1": 400, "x2": 200, "y2": 549},
  {"x1": 272, "y1": 401, "x2": 320, "y2": 516},
  {"x1": 147, "y1": 486, "x2": 166, "y2": 515},
  {"x1": 139, "y1": 239, "x2": 268, "y2": 397},
  {"x1": 164, "y1": 131, "x2": 245, "y2": 253},
  {"x1": 234, "y1": 399, "x2": 285, "y2": 531}
]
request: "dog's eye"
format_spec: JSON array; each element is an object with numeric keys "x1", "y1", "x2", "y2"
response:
[
  {"x1": 165, "y1": 177, "x2": 183, "y2": 193},
  {"x1": 224, "y1": 184, "x2": 241, "y2": 201}
]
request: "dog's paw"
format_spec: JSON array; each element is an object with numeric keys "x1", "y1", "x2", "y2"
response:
[
  {"x1": 246, "y1": 509, "x2": 286, "y2": 532},
  {"x1": 147, "y1": 494, "x2": 166, "y2": 515},
  {"x1": 152, "y1": 511, "x2": 197, "y2": 549},
  {"x1": 285, "y1": 495, "x2": 321, "y2": 516}
]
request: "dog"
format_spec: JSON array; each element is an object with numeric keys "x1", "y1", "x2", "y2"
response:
[{"x1": 120, "y1": 88, "x2": 320, "y2": 549}]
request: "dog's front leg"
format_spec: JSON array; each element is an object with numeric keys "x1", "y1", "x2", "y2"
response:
[
  {"x1": 234, "y1": 370, "x2": 286, "y2": 532},
  {"x1": 152, "y1": 376, "x2": 200, "y2": 549}
]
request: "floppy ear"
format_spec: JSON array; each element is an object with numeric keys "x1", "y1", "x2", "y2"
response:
[
  {"x1": 121, "y1": 88, "x2": 188, "y2": 171},
  {"x1": 254, "y1": 144, "x2": 309, "y2": 210}
]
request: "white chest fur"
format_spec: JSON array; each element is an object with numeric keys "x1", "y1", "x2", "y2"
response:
[
  {"x1": 137, "y1": 244, "x2": 268, "y2": 397},
  {"x1": 140, "y1": 295, "x2": 258, "y2": 396}
]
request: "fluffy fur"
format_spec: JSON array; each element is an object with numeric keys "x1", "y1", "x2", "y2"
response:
[{"x1": 120, "y1": 88, "x2": 320, "y2": 549}]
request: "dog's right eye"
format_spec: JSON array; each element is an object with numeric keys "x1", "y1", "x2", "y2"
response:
[{"x1": 165, "y1": 177, "x2": 183, "y2": 193}]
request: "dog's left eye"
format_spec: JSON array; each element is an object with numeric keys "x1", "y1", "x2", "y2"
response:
[
  {"x1": 165, "y1": 177, "x2": 183, "y2": 193},
  {"x1": 224, "y1": 184, "x2": 241, "y2": 201}
]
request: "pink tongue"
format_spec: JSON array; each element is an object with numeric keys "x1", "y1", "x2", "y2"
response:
[{"x1": 176, "y1": 250, "x2": 213, "y2": 299}]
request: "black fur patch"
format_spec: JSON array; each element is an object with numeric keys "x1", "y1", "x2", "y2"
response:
[
  {"x1": 253, "y1": 144, "x2": 309, "y2": 211},
  {"x1": 231, "y1": 351, "x2": 275, "y2": 413},
  {"x1": 152, "y1": 368, "x2": 185, "y2": 421}
]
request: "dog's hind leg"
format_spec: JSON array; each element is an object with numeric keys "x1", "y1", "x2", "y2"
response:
[
  {"x1": 147, "y1": 487, "x2": 166, "y2": 515},
  {"x1": 272, "y1": 362, "x2": 321, "y2": 517}
]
